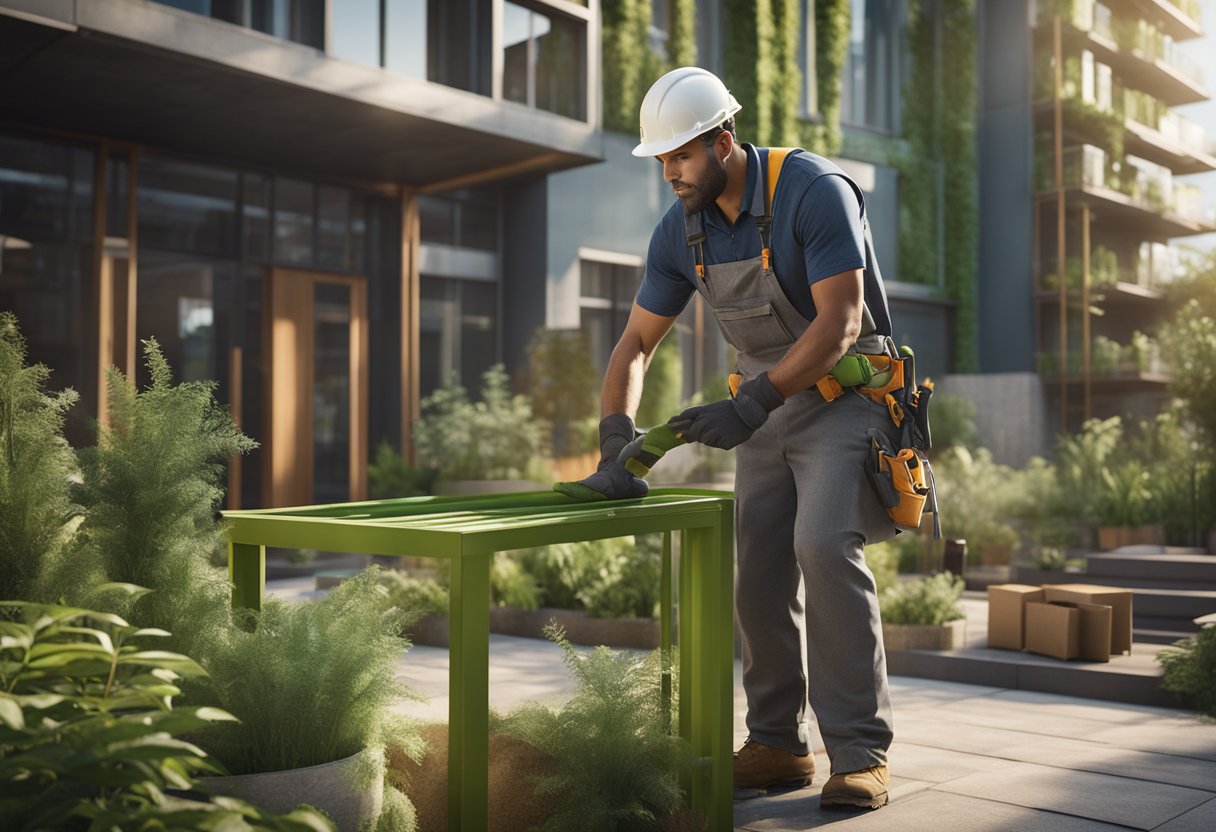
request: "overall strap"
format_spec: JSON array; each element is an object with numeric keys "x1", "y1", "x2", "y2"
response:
[{"x1": 684, "y1": 211, "x2": 707, "y2": 280}]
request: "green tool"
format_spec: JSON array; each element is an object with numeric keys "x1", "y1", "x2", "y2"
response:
[{"x1": 618, "y1": 422, "x2": 688, "y2": 477}]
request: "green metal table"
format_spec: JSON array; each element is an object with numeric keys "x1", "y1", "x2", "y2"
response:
[{"x1": 222, "y1": 487, "x2": 735, "y2": 832}]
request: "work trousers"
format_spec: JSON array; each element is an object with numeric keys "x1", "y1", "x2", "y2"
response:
[{"x1": 734, "y1": 386, "x2": 896, "y2": 775}]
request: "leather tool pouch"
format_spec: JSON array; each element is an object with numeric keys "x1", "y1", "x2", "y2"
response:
[{"x1": 866, "y1": 429, "x2": 933, "y2": 533}]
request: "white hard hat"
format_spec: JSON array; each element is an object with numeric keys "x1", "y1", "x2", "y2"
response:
[{"x1": 632, "y1": 67, "x2": 742, "y2": 158}]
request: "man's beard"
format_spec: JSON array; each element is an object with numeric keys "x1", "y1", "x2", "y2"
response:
[{"x1": 676, "y1": 157, "x2": 728, "y2": 216}]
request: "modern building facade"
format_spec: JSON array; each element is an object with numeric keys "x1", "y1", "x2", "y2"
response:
[
  {"x1": 0, "y1": 0, "x2": 603, "y2": 507},
  {"x1": 976, "y1": 0, "x2": 1214, "y2": 456},
  {"x1": 1, "y1": 0, "x2": 956, "y2": 506}
]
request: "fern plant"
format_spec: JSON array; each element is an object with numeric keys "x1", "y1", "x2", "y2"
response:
[
  {"x1": 199, "y1": 568, "x2": 417, "y2": 775},
  {"x1": 69, "y1": 338, "x2": 255, "y2": 657},
  {"x1": 497, "y1": 624, "x2": 693, "y2": 832},
  {"x1": 880, "y1": 573, "x2": 965, "y2": 627},
  {"x1": 0, "y1": 312, "x2": 80, "y2": 602},
  {"x1": 1158, "y1": 626, "x2": 1216, "y2": 720}
]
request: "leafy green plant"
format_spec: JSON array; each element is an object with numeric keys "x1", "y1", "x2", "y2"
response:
[
  {"x1": 1097, "y1": 459, "x2": 1158, "y2": 527},
  {"x1": 601, "y1": 0, "x2": 663, "y2": 133},
  {"x1": 1158, "y1": 626, "x2": 1216, "y2": 719},
  {"x1": 518, "y1": 536, "x2": 663, "y2": 619},
  {"x1": 880, "y1": 574, "x2": 965, "y2": 626},
  {"x1": 525, "y1": 328, "x2": 599, "y2": 457},
  {"x1": 930, "y1": 446, "x2": 1022, "y2": 557},
  {"x1": 199, "y1": 568, "x2": 416, "y2": 775},
  {"x1": 635, "y1": 335, "x2": 683, "y2": 430},
  {"x1": 927, "y1": 392, "x2": 979, "y2": 451},
  {"x1": 68, "y1": 339, "x2": 254, "y2": 659},
  {"x1": 0, "y1": 312, "x2": 80, "y2": 603},
  {"x1": 414, "y1": 365, "x2": 546, "y2": 481},
  {"x1": 0, "y1": 598, "x2": 333, "y2": 832},
  {"x1": 374, "y1": 569, "x2": 450, "y2": 623},
  {"x1": 368, "y1": 441, "x2": 436, "y2": 499},
  {"x1": 1161, "y1": 299, "x2": 1216, "y2": 445},
  {"x1": 861, "y1": 540, "x2": 899, "y2": 596},
  {"x1": 497, "y1": 624, "x2": 693, "y2": 832}
]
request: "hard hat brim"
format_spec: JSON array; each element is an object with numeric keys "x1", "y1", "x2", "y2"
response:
[{"x1": 631, "y1": 103, "x2": 742, "y2": 158}]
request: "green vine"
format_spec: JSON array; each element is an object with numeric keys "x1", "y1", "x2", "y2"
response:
[
  {"x1": 770, "y1": 0, "x2": 803, "y2": 147},
  {"x1": 803, "y1": 0, "x2": 850, "y2": 155},
  {"x1": 724, "y1": 0, "x2": 773, "y2": 144},
  {"x1": 897, "y1": 0, "x2": 980, "y2": 372},
  {"x1": 667, "y1": 0, "x2": 697, "y2": 69},
  {"x1": 601, "y1": 0, "x2": 662, "y2": 133}
]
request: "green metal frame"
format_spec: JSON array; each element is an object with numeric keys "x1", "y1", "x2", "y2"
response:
[{"x1": 222, "y1": 487, "x2": 734, "y2": 832}]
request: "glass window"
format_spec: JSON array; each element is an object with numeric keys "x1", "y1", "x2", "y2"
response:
[
  {"x1": 419, "y1": 276, "x2": 499, "y2": 397},
  {"x1": 579, "y1": 259, "x2": 641, "y2": 372},
  {"x1": 0, "y1": 134, "x2": 94, "y2": 242},
  {"x1": 313, "y1": 281, "x2": 352, "y2": 504},
  {"x1": 385, "y1": 0, "x2": 428, "y2": 78},
  {"x1": 274, "y1": 177, "x2": 315, "y2": 264},
  {"x1": 242, "y1": 174, "x2": 270, "y2": 262},
  {"x1": 138, "y1": 157, "x2": 239, "y2": 258},
  {"x1": 502, "y1": 2, "x2": 586, "y2": 120},
  {"x1": 842, "y1": 0, "x2": 902, "y2": 132},
  {"x1": 153, "y1": 1, "x2": 324, "y2": 49},
  {"x1": 106, "y1": 156, "x2": 130, "y2": 239},
  {"x1": 330, "y1": 0, "x2": 381, "y2": 66},
  {"x1": 317, "y1": 185, "x2": 350, "y2": 269},
  {"x1": 419, "y1": 195, "x2": 455, "y2": 246}
]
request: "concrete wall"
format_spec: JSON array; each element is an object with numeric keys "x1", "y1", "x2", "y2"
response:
[
  {"x1": 977, "y1": 0, "x2": 1037, "y2": 372},
  {"x1": 940, "y1": 372, "x2": 1049, "y2": 466},
  {"x1": 502, "y1": 177, "x2": 550, "y2": 372}
]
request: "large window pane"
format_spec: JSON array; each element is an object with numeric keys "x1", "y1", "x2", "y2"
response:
[
  {"x1": 242, "y1": 174, "x2": 270, "y2": 262},
  {"x1": 842, "y1": 0, "x2": 901, "y2": 132},
  {"x1": 313, "y1": 282, "x2": 351, "y2": 504},
  {"x1": 535, "y1": 11, "x2": 584, "y2": 119},
  {"x1": 0, "y1": 134, "x2": 93, "y2": 242},
  {"x1": 249, "y1": 0, "x2": 324, "y2": 49},
  {"x1": 317, "y1": 185, "x2": 350, "y2": 269},
  {"x1": 385, "y1": 0, "x2": 427, "y2": 78},
  {"x1": 419, "y1": 195, "x2": 455, "y2": 246},
  {"x1": 579, "y1": 259, "x2": 640, "y2": 372},
  {"x1": 274, "y1": 177, "x2": 315, "y2": 264},
  {"x1": 503, "y1": 2, "x2": 531, "y2": 106},
  {"x1": 419, "y1": 276, "x2": 498, "y2": 398},
  {"x1": 331, "y1": 0, "x2": 381, "y2": 66},
  {"x1": 460, "y1": 280, "x2": 497, "y2": 389},
  {"x1": 138, "y1": 157, "x2": 239, "y2": 258}
]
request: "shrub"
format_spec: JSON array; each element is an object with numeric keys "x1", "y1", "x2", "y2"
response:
[
  {"x1": 374, "y1": 568, "x2": 450, "y2": 623},
  {"x1": 525, "y1": 328, "x2": 599, "y2": 457},
  {"x1": 862, "y1": 540, "x2": 900, "y2": 596},
  {"x1": 929, "y1": 446, "x2": 1022, "y2": 557},
  {"x1": 1158, "y1": 626, "x2": 1216, "y2": 719},
  {"x1": 414, "y1": 365, "x2": 546, "y2": 481},
  {"x1": 0, "y1": 312, "x2": 80, "y2": 602},
  {"x1": 368, "y1": 441, "x2": 436, "y2": 499},
  {"x1": 880, "y1": 573, "x2": 965, "y2": 626},
  {"x1": 1160, "y1": 299, "x2": 1216, "y2": 444},
  {"x1": 0, "y1": 598, "x2": 333, "y2": 832},
  {"x1": 199, "y1": 568, "x2": 417, "y2": 775},
  {"x1": 496, "y1": 624, "x2": 693, "y2": 832},
  {"x1": 635, "y1": 335, "x2": 683, "y2": 430},
  {"x1": 928, "y1": 392, "x2": 979, "y2": 451},
  {"x1": 518, "y1": 535, "x2": 662, "y2": 618}
]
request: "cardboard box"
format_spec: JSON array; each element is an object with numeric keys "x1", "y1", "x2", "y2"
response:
[
  {"x1": 1074, "y1": 602, "x2": 1113, "y2": 662},
  {"x1": 987, "y1": 584, "x2": 1045, "y2": 650},
  {"x1": 1025, "y1": 601, "x2": 1080, "y2": 660},
  {"x1": 1044, "y1": 584, "x2": 1132, "y2": 655}
]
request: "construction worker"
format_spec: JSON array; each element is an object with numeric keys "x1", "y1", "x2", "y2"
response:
[{"x1": 567, "y1": 67, "x2": 899, "y2": 810}]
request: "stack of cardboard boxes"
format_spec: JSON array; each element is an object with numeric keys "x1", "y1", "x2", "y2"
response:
[{"x1": 988, "y1": 583, "x2": 1133, "y2": 661}]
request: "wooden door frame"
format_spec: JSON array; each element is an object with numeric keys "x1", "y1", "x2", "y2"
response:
[{"x1": 264, "y1": 268, "x2": 369, "y2": 508}]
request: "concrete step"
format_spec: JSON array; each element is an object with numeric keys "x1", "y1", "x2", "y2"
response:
[
  {"x1": 1134, "y1": 627, "x2": 1199, "y2": 646},
  {"x1": 1043, "y1": 574, "x2": 1216, "y2": 593},
  {"x1": 885, "y1": 644, "x2": 1182, "y2": 709},
  {"x1": 1132, "y1": 587, "x2": 1216, "y2": 620},
  {"x1": 1086, "y1": 551, "x2": 1216, "y2": 583}
]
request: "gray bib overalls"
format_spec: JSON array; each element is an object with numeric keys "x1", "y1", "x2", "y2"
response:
[{"x1": 686, "y1": 150, "x2": 896, "y2": 773}]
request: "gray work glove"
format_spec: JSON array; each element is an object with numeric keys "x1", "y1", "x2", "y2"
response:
[
  {"x1": 670, "y1": 372, "x2": 784, "y2": 450},
  {"x1": 553, "y1": 413, "x2": 649, "y2": 501}
]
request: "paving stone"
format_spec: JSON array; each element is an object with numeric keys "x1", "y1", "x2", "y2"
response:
[
  {"x1": 1153, "y1": 796, "x2": 1216, "y2": 832},
  {"x1": 887, "y1": 743, "x2": 1020, "y2": 783},
  {"x1": 984, "y1": 687, "x2": 1184, "y2": 724},
  {"x1": 894, "y1": 717, "x2": 1053, "y2": 757},
  {"x1": 908, "y1": 696, "x2": 1124, "y2": 742},
  {"x1": 996, "y1": 735, "x2": 1216, "y2": 792},
  {"x1": 934, "y1": 762, "x2": 1212, "y2": 830},
  {"x1": 736, "y1": 790, "x2": 1131, "y2": 831},
  {"x1": 1088, "y1": 720, "x2": 1216, "y2": 763}
]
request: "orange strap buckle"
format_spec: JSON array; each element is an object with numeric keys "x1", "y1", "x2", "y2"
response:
[{"x1": 884, "y1": 393, "x2": 904, "y2": 427}]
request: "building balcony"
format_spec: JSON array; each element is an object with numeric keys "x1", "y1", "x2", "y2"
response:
[
  {"x1": 1036, "y1": 181, "x2": 1216, "y2": 238},
  {"x1": 1100, "y1": 0, "x2": 1204, "y2": 42},
  {"x1": 1124, "y1": 115, "x2": 1216, "y2": 175},
  {"x1": 0, "y1": 0, "x2": 603, "y2": 188}
]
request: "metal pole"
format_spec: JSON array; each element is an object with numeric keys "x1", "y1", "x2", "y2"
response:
[
  {"x1": 1053, "y1": 16, "x2": 1069, "y2": 433},
  {"x1": 1082, "y1": 203, "x2": 1091, "y2": 421}
]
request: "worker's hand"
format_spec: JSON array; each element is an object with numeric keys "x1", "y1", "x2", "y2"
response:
[
  {"x1": 670, "y1": 372, "x2": 784, "y2": 450},
  {"x1": 553, "y1": 414, "x2": 649, "y2": 501}
]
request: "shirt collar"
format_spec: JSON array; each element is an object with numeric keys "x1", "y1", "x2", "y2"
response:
[{"x1": 704, "y1": 143, "x2": 763, "y2": 232}]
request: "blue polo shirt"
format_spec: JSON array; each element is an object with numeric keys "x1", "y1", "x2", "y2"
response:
[{"x1": 637, "y1": 144, "x2": 887, "y2": 329}]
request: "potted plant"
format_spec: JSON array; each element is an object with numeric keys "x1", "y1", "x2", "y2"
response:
[
  {"x1": 0, "y1": 598, "x2": 334, "y2": 831},
  {"x1": 1096, "y1": 459, "x2": 1164, "y2": 550},
  {"x1": 879, "y1": 573, "x2": 967, "y2": 651},
  {"x1": 414, "y1": 365, "x2": 551, "y2": 494}
]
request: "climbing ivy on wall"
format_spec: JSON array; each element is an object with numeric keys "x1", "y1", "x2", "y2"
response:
[
  {"x1": 723, "y1": 0, "x2": 806, "y2": 147},
  {"x1": 803, "y1": 0, "x2": 850, "y2": 155},
  {"x1": 770, "y1": 0, "x2": 803, "y2": 147},
  {"x1": 667, "y1": 0, "x2": 698, "y2": 69},
  {"x1": 601, "y1": 0, "x2": 662, "y2": 133},
  {"x1": 898, "y1": 0, "x2": 979, "y2": 372}
]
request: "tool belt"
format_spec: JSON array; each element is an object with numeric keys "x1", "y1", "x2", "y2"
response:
[{"x1": 729, "y1": 346, "x2": 941, "y2": 537}]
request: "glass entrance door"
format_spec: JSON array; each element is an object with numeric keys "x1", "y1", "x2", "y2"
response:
[{"x1": 265, "y1": 269, "x2": 368, "y2": 507}]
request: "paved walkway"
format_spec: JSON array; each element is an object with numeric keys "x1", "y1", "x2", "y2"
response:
[
  {"x1": 389, "y1": 634, "x2": 1216, "y2": 832},
  {"x1": 269, "y1": 578, "x2": 1216, "y2": 830}
]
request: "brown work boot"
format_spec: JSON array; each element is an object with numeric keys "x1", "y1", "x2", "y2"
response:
[
  {"x1": 819, "y1": 764, "x2": 889, "y2": 809},
  {"x1": 732, "y1": 739, "x2": 814, "y2": 790}
]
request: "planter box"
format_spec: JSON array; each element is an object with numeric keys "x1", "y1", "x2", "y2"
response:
[
  {"x1": 197, "y1": 749, "x2": 381, "y2": 830},
  {"x1": 882, "y1": 619, "x2": 965, "y2": 651},
  {"x1": 410, "y1": 605, "x2": 661, "y2": 650},
  {"x1": 1098, "y1": 525, "x2": 1165, "y2": 551},
  {"x1": 978, "y1": 543, "x2": 1014, "y2": 567}
]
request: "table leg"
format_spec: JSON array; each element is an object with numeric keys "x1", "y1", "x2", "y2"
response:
[
  {"x1": 447, "y1": 552, "x2": 491, "y2": 832},
  {"x1": 682, "y1": 510, "x2": 734, "y2": 831},
  {"x1": 229, "y1": 542, "x2": 265, "y2": 611},
  {"x1": 661, "y1": 531, "x2": 673, "y2": 735}
]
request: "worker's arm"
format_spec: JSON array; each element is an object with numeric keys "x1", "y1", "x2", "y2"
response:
[
  {"x1": 766, "y1": 267, "x2": 865, "y2": 397},
  {"x1": 601, "y1": 302, "x2": 681, "y2": 418},
  {"x1": 671, "y1": 268, "x2": 864, "y2": 450}
]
